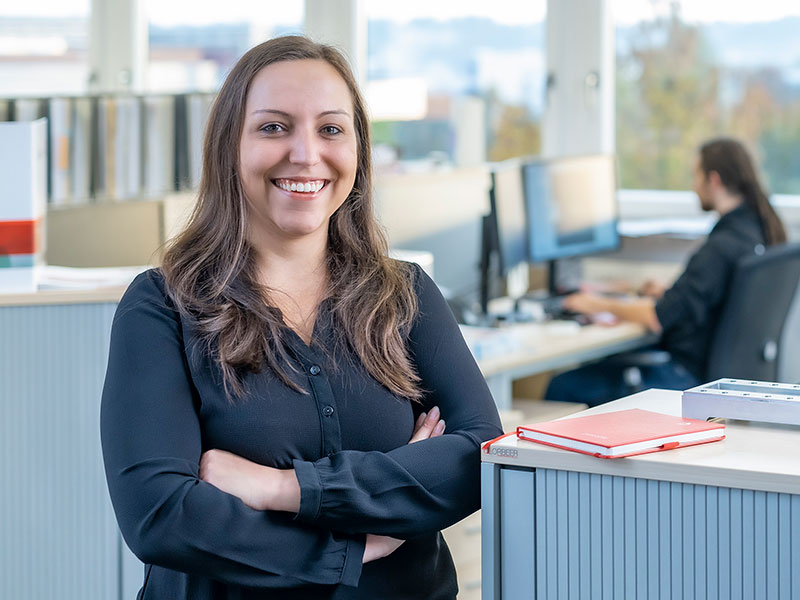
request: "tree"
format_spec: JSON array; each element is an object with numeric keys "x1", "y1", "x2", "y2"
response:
[
  {"x1": 616, "y1": 4, "x2": 721, "y2": 190},
  {"x1": 487, "y1": 103, "x2": 541, "y2": 162}
]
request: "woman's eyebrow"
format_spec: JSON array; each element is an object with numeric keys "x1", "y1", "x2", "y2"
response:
[
  {"x1": 250, "y1": 109, "x2": 291, "y2": 117},
  {"x1": 318, "y1": 109, "x2": 351, "y2": 118},
  {"x1": 249, "y1": 109, "x2": 351, "y2": 118}
]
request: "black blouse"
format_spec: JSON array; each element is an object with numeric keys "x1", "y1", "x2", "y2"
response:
[
  {"x1": 100, "y1": 263, "x2": 503, "y2": 599},
  {"x1": 655, "y1": 204, "x2": 767, "y2": 379}
]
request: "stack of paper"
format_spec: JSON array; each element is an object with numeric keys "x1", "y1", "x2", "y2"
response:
[{"x1": 37, "y1": 265, "x2": 147, "y2": 290}]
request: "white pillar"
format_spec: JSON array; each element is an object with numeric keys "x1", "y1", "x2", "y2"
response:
[
  {"x1": 451, "y1": 96, "x2": 487, "y2": 166},
  {"x1": 543, "y1": 0, "x2": 614, "y2": 156},
  {"x1": 88, "y1": 0, "x2": 148, "y2": 93},
  {"x1": 304, "y1": 0, "x2": 366, "y2": 84}
]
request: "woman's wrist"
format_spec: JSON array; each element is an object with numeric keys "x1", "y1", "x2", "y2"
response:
[{"x1": 260, "y1": 467, "x2": 301, "y2": 513}]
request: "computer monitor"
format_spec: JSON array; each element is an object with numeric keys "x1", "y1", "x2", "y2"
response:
[
  {"x1": 489, "y1": 160, "x2": 529, "y2": 275},
  {"x1": 522, "y1": 154, "x2": 619, "y2": 263},
  {"x1": 374, "y1": 169, "x2": 489, "y2": 304},
  {"x1": 476, "y1": 161, "x2": 529, "y2": 315}
]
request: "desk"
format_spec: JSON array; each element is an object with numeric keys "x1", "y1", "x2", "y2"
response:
[
  {"x1": 480, "y1": 389, "x2": 800, "y2": 599},
  {"x1": 473, "y1": 321, "x2": 656, "y2": 410}
]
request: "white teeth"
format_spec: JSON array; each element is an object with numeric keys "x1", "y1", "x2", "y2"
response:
[{"x1": 275, "y1": 179, "x2": 325, "y2": 193}]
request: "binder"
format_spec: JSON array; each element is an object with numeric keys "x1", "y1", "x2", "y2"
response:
[
  {"x1": 142, "y1": 95, "x2": 175, "y2": 198},
  {"x1": 48, "y1": 97, "x2": 72, "y2": 205}
]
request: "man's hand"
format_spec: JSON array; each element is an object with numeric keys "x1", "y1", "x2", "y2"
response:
[
  {"x1": 562, "y1": 292, "x2": 610, "y2": 315},
  {"x1": 638, "y1": 279, "x2": 668, "y2": 299}
]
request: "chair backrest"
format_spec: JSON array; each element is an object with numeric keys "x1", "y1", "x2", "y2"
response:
[{"x1": 706, "y1": 243, "x2": 800, "y2": 382}]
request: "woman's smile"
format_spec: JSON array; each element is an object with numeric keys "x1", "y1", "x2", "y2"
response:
[{"x1": 271, "y1": 178, "x2": 329, "y2": 196}]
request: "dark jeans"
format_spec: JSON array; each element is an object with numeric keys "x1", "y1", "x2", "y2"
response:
[{"x1": 546, "y1": 358, "x2": 699, "y2": 407}]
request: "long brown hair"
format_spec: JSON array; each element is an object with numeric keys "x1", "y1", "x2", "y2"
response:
[
  {"x1": 699, "y1": 137, "x2": 787, "y2": 245},
  {"x1": 160, "y1": 36, "x2": 421, "y2": 401}
]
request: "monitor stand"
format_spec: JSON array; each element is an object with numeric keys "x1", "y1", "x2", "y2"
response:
[
  {"x1": 547, "y1": 258, "x2": 583, "y2": 297},
  {"x1": 479, "y1": 214, "x2": 499, "y2": 317}
]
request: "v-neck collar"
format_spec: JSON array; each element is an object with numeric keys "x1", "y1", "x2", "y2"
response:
[{"x1": 280, "y1": 297, "x2": 333, "y2": 355}]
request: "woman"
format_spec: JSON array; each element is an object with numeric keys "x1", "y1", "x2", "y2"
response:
[
  {"x1": 100, "y1": 36, "x2": 503, "y2": 599},
  {"x1": 547, "y1": 137, "x2": 787, "y2": 405}
]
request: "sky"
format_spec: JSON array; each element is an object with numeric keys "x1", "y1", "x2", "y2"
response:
[{"x1": 3, "y1": 0, "x2": 800, "y2": 27}]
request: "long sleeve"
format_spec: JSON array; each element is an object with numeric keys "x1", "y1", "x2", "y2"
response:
[
  {"x1": 655, "y1": 233, "x2": 734, "y2": 333},
  {"x1": 100, "y1": 272, "x2": 364, "y2": 588},
  {"x1": 292, "y1": 265, "x2": 504, "y2": 538}
]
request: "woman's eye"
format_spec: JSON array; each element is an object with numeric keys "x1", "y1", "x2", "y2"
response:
[
  {"x1": 321, "y1": 125, "x2": 342, "y2": 136},
  {"x1": 260, "y1": 123, "x2": 284, "y2": 134}
]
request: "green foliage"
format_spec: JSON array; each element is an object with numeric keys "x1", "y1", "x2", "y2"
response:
[
  {"x1": 617, "y1": 7, "x2": 800, "y2": 194},
  {"x1": 617, "y1": 10, "x2": 720, "y2": 190},
  {"x1": 487, "y1": 101, "x2": 541, "y2": 162}
]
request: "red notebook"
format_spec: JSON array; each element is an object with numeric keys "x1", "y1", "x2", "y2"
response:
[{"x1": 516, "y1": 408, "x2": 725, "y2": 459}]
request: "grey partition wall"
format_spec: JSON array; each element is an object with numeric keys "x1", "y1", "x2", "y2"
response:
[{"x1": 0, "y1": 301, "x2": 122, "y2": 599}]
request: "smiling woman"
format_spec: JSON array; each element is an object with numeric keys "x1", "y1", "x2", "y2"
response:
[
  {"x1": 239, "y1": 59, "x2": 358, "y2": 248},
  {"x1": 99, "y1": 35, "x2": 503, "y2": 600}
]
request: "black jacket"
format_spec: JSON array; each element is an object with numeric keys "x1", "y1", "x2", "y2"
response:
[{"x1": 656, "y1": 204, "x2": 768, "y2": 379}]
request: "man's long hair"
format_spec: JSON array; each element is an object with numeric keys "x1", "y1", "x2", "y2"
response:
[
  {"x1": 160, "y1": 36, "x2": 421, "y2": 401},
  {"x1": 699, "y1": 138, "x2": 787, "y2": 245}
]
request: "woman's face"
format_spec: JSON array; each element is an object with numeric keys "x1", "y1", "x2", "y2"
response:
[{"x1": 239, "y1": 59, "x2": 358, "y2": 245}]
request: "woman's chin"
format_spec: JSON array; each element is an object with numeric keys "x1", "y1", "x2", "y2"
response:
[{"x1": 277, "y1": 218, "x2": 329, "y2": 239}]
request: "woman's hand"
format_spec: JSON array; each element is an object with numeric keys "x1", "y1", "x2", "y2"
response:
[
  {"x1": 199, "y1": 449, "x2": 300, "y2": 513},
  {"x1": 408, "y1": 405, "x2": 445, "y2": 444},
  {"x1": 363, "y1": 534, "x2": 405, "y2": 563},
  {"x1": 359, "y1": 407, "x2": 441, "y2": 562}
]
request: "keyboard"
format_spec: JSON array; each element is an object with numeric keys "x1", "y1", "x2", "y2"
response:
[{"x1": 531, "y1": 295, "x2": 591, "y2": 325}]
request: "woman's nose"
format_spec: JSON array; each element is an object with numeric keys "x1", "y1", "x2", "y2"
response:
[{"x1": 288, "y1": 129, "x2": 321, "y2": 166}]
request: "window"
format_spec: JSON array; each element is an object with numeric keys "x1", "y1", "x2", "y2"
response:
[
  {"x1": 0, "y1": 1, "x2": 90, "y2": 97},
  {"x1": 365, "y1": 1, "x2": 546, "y2": 167},
  {"x1": 615, "y1": 0, "x2": 800, "y2": 194},
  {"x1": 145, "y1": 0, "x2": 303, "y2": 93}
]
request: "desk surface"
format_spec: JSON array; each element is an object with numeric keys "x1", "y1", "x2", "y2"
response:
[
  {"x1": 473, "y1": 321, "x2": 655, "y2": 379},
  {"x1": 483, "y1": 389, "x2": 800, "y2": 495},
  {"x1": 0, "y1": 287, "x2": 126, "y2": 307}
]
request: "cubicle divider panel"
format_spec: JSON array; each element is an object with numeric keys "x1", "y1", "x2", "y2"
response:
[
  {"x1": 491, "y1": 467, "x2": 800, "y2": 599},
  {"x1": 0, "y1": 302, "x2": 120, "y2": 600}
]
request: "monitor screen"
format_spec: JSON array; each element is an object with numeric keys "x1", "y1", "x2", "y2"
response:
[
  {"x1": 491, "y1": 161, "x2": 529, "y2": 275},
  {"x1": 374, "y1": 168, "x2": 490, "y2": 302},
  {"x1": 522, "y1": 154, "x2": 619, "y2": 262}
]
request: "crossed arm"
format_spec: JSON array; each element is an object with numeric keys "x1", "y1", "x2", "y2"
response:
[
  {"x1": 198, "y1": 408, "x2": 447, "y2": 563},
  {"x1": 102, "y1": 269, "x2": 503, "y2": 587}
]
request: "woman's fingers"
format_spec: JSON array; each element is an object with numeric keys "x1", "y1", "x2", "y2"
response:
[{"x1": 408, "y1": 406, "x2": 444, "y2": 443}]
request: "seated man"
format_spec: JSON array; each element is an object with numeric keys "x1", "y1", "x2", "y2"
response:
[{"x1": 547, "y1": 137, "x2": 787, "y2": 406}]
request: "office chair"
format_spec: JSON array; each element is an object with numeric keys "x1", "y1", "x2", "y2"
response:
[
  {"x1": 705, "y1": 242, "x2": 800, "y2": 382},
  {"x1": 617, "y1": 242, "x2": 800, "y2": 389}
]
